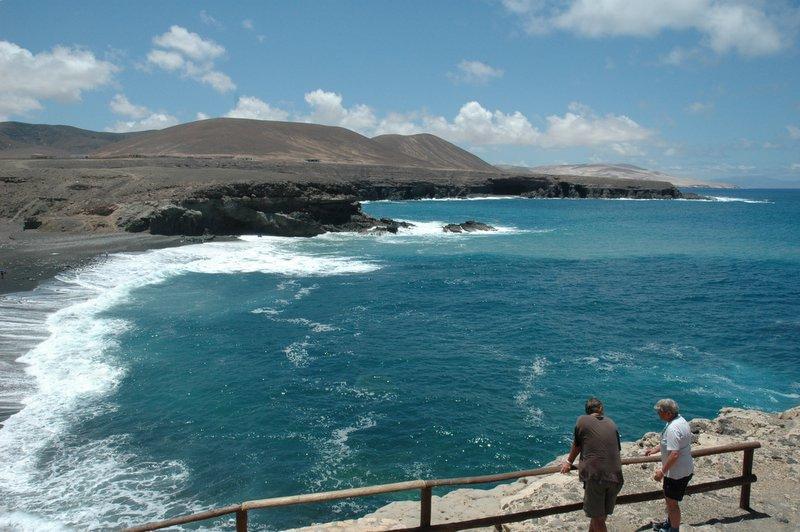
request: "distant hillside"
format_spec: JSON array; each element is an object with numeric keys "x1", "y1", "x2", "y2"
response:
[
  {"x1": 497, "y1": 163, "x2": 735, "y2": 189},
  {"x1": 0, "y1": 122, "x2": 139, "y2": 158},
  {"x1": 372, "y1": 133, "x2": 498, "y2": 172},
  {"x1": 88, "y1": 118, "x2": 498, "y2": 171}
]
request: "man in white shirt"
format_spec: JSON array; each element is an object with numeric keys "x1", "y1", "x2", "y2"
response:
[{"x1": 645, "y1": 398, "x2": 693, "y2": 532}]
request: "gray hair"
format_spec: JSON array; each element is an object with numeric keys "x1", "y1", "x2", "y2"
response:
[
  {"x1": 585, "y1": 397, "x2": 604, "y2": 415},
  {"x1": 654, "y1": 398, "x2": 679, "y2": 416}
]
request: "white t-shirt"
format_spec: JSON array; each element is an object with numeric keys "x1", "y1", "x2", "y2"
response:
[{"x1": 660, "y1": 415, "x2": 694, "y2": 479}]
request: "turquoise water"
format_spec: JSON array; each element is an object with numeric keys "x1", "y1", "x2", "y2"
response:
[{"x1": 1, "y1": 190, "x2": 798, "y2": 530}]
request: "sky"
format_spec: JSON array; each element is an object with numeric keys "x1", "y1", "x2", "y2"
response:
[{"x1": 1, "y1": 1, "x2": 799, "y2": 187}]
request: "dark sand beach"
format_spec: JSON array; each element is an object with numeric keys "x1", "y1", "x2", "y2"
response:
[{"x1": 0, "y1": 221, "x2": 203, "y2": 296}]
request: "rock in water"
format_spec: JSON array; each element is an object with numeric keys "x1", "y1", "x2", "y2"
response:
[{"x1": 442, "y1": 220, "x2": 496, "y2": 233}]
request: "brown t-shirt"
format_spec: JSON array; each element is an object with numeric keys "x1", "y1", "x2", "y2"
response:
[{"x1": 573, "y1": 414, "x2": 623, "y2": 484}]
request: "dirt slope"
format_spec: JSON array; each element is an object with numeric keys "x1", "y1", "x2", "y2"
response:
[
  {"x1": 372, "y1": 133, "x2": 498, "y2": 172},
  {"x1": 0, "y1": 122, "x2": 139, "y2": 158}
]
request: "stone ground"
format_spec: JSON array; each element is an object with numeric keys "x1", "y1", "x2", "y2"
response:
[{"x1": 294, "y1": 406, "x2": 800, "y2": 531}]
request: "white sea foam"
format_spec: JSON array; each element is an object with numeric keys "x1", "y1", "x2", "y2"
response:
[
  {"x1": 709, "y1": 196, "x2": 772, "y2": 204},
  {"x1": 250, "y1": 307, "x2": 282, "y2": 316},
  {"x1": 361, "y1": 196, "x2": 523, "y2": 204},
  {"x1": 0, "y1": 237, "x2": 379, "y2": 529},
  {"x1": 293, "y1": 284, "x2": 319, "y2": 300},
  {"x1": 283, "y1": 318, "x2": 338, "y2": 333},
  {"x1": 282, "y1": 338, "x2": 313, "y2": 367},
  {"x1": 514, "y1": 357, "x2": 548, "y2": 426},
  {"x1": 316, "y1": 219, "x2": 536, "y2": 242},
  {"x1": 394, "y1": 220, "x2": 526, "y2": 236},
  {"x1": 307, "y1": 415, "x2": 377, "y2": 491}
]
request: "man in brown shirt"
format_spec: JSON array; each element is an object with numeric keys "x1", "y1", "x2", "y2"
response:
[{"x1": 560, "y1": 397, "x2": 624, "y2": 532}]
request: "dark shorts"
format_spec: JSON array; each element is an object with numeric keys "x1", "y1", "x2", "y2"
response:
[
  {"x1": 663, "y1": 474, "x2": 693, "y2": 501},
  {"x1": 583, "y1": 480, "x2": 623, "y2": 518}
]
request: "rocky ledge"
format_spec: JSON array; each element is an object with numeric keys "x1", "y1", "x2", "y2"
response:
[
  {"x1": 296, "y1": 405, "x2": 800, "y2": 531},
  {"x1": 443, "y1": 221, "x2": 496, "y2": 233},
  {"x1": 110, "y1": 176, "x2": 686, "y2": 237}
]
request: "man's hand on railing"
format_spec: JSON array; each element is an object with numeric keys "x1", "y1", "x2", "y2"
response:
[
  {"x1": 560, "y1": 461, "x2": 572, "y2": 474},
  {"x1": 644, "y1": 446, "x2": 660, "y2": 456}
]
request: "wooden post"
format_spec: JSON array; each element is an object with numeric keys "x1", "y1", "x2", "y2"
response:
[
  {"x1": 420, "y1": 486, "x2": 432, "y2": 529},
  {"x1": 739, "y1": 448, "x2": 754, "y2": 510},
  {"x1": 236, "y1": 509, "x2": 248, "y2": 532}
]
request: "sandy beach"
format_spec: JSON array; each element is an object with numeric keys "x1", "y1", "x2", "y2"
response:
[{"x1": 0, "y1": 220, "x2": 206, "y2": 296}]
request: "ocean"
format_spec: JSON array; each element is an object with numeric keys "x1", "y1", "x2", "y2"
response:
[{"x1": 1, "y1": 190, "x2": 798, "y2": 530}]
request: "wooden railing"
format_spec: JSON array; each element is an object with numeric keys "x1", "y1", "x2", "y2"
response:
[{"x1": 124, "y1": 441, "x2": 760, "y2": 532}]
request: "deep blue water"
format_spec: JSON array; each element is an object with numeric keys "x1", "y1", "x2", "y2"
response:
[{"x1": 1, "y1": 190, "x2": 798, "y2": 530}]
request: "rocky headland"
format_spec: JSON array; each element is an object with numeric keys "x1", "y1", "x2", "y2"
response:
[
  {"x1": 299, "y1": 405, "x2": 800, "y2": 531},
  {"x1": 0, "y1": 118, "x2": 702, "y2": 294},
  {"x1": 1, "y1": 158, "x2": 690, "y2": 238}
]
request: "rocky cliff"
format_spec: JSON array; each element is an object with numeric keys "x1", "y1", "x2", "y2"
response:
[
  {"x1": 299, "y1": 405, "x2": 800, "y2": 531},
  {"x1": 1, "y1": 157, "x2": 695, "y2": 238},
  {"x1": 112, "y1": 175, "x2": 687, "y2": 237}
]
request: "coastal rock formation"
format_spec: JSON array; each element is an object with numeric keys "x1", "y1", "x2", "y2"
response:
[
  {"x1": 443, "y1": 221, "x2": 496, "y2": 233},
  {"x1": 100, "y1": 175, "x2": 684, "y2": 237},
  {"x1": 297, "y1": 405, "x2": 800, "y2": 531}
]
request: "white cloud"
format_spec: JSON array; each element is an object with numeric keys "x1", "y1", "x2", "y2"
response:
[
  {"x1": 107, "y1": 113, "x2": 180, "y2": 133},
  {"x1": 242, "y1": 19, "x2": 254, "y2": 30},
  {"x1": 687, "y1": 101, "x2": 714, "y2": 114},
  {"x1": 146, "y1": 49, "x2": 185, "y2": 71},
  {"x1": 196, "y1": 69, "x2": 235, "y2": 93},
  {"x1": 659, "y1": 46, "x2": 704, "y2": 66},
  {"x1": 147, "y1": 25, "x2": 235, "y2": 93},
  {"x1": 220, "y1": 90, "x2": 653, "y2": 153},
  {"x1": 302, "y1": 89, "x2": 377, "y2": 133},
  {"x1": 377, "y1": 99, "x2": 651, "y2": 151},
  {"x1": 106, "y1": 93, "x2": 179, "y2": 132},
  {"x1": 109, "y1": 94, "x2": 149, "y2": 119},
  {"x1": 538, "y1": 102, "x2": 653, "y2": 148},
  {"x1": 196, "y1": 111, "x2": 210, "y2": 120},
  {"x1": 199, "y1": 10, "x2": 222, "y2": 28},
  {"x1": 0, "y1": 40, "x2": 117, "y2": 119},
  {"x1": 225, "y1": 96, "x2": 289, "y2": 121},
  {"x1": 152, "y1": 25, "x2": 224, "y2": 62},
  {"x1": 448, "y1": 60, "x2": 504, "y2": 85},
  {"x1": 421, "y1": 101, "x2": 539, "y2": 145},
  {"x1": 791, "y1": 163, "x2": 800, "y2": 171},
  {"x1": 788, "y1": 125, "x2": 800, "y2": 139},
  {"x1": 504, "y1": 0, "x2": 794, "y2": 58}
]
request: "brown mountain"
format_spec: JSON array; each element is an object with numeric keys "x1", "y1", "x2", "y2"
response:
[
  {"x1": 371, "y1": 133, "x2": 498, "y2": 172},
  {"x1": 90, "y1": 118, "x2": 497, "y2": 171},
  {"x1": 0, "y1": 122, "x2": 139, "y2": 158}
]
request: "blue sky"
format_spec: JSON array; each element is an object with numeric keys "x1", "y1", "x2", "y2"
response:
[{"x1": 1, "y1": 1, "x2": 799, "y2": 186}]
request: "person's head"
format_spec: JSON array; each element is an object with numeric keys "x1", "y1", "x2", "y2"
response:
[
  {"x1": 654, "y1": 398, "x2": 679, "y2": 421},
  {"x1": 585, "y1": 397, "x2": 604, "y2": 415}
]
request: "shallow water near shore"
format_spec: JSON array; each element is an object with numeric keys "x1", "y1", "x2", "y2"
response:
[{"x1": 1, "y1": 190, "x2": 799, "y2": 530}]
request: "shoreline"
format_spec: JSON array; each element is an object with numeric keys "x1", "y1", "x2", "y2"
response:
[
  {"x1": 0, "y1": 223, "x2": 224, "y2": 296},
  {"x1": 0, "y1": 227, "x2": 223, "y2": 425}
]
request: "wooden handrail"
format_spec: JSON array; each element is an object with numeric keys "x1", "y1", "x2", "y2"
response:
[{"x1": 125, "y1": 440, "x2": 761, "y2": 532}]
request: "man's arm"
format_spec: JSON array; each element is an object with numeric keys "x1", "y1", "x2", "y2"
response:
[
  {"x1": 560, "y1": 442, "x2": 580, "y2": 474},
  {"x1": 654, "y1": 450, "x2": 679, "y2": 481},
  {"x1": 654, "y1": 428, "x2": 682, "y2": 480}
]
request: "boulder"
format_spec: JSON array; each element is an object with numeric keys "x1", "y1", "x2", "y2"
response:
[
  {"x1": 443, "y1": 220, "x2": 496, "y2": 233},
  {"x1": 149, "y1": 204, "x2": 204, "y2": 236}
]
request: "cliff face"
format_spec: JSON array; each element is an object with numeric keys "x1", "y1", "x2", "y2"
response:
[{"x1": 113, "y1": 176, "x2": 686, "y2": 237}]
